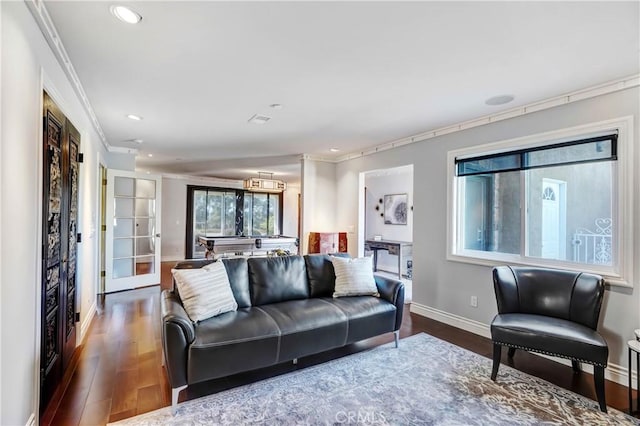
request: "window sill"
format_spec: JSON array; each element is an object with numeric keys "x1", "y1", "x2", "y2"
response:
[{"x1": 446, "y1": 252, "x2": 633, "y2": 289}]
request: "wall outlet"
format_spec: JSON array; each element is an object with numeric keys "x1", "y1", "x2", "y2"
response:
[{"x1": 470, "y1": 296, "x2": 478, "y2": 308}]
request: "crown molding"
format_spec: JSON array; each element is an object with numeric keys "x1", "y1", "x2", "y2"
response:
[
  {"x1": 299, "y1": 154, "x2": 339, "y2": 163},
  {"x1": 157, "y1": 172, "x2": 244, "y2": 186},
  {"x1": 337, "y1": 74, "x2": 640, "y2": 162},
  {"x1": 26, "y1": 0, "x2": 110, "y2": 151}
]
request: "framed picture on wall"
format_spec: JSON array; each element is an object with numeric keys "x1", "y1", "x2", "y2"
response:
[{"x1": 384, "y1": 193, "x2": 408, "y2": 225}]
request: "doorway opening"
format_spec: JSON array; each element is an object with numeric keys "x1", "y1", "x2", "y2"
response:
[{"x1": 358, "y1": 164, "x2": 414, "y2": 301}]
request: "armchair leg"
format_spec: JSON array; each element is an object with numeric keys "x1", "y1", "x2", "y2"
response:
[
  {"x1": 394, "y1": 330, "x2": 400, "y2": 348},
  {"x1": 171, "y1": 385, "x2": 187, "y2": 416},
  {"x1": 593, "y1": 366, "x2": 607, "y2": 413},
  {"x1": 507, "y1": 347, "x2": 516, "y2": 358},
  {"x1": 571, "y1": 360, "x2": 580, "y2": 373},
  {"x1": 491, "y1": 343, "x2": 501, "y2": 381}
]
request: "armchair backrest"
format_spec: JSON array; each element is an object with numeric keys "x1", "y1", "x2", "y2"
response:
[{"x1": 493, "y1": 266, "x2": 605, "y2": 330}]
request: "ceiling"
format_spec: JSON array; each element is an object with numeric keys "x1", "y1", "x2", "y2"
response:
[{"x1": 44, "y1": 1, "x2": 639, "y2": 183}]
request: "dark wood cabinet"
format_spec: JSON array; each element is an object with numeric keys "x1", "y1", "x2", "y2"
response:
[{"x1": 307, "y1": 232, "x2": 347, "y2": 254}]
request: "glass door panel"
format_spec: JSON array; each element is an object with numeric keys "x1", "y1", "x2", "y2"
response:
[{"x1": 106, "y1": 170, "x2": 161, "y2": 292}]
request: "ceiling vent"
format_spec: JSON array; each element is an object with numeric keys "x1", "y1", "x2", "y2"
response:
[
  {"x1": 248, "y1": 114, "x2": 271, "y2": 124},
  {"x1": 243, "y1": 172, "x2": 286, "y2": 193}
]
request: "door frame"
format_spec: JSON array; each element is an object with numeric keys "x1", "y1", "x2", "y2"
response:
[{"x1": 96, "y1": 156, "x2": 107, "y2": 294}]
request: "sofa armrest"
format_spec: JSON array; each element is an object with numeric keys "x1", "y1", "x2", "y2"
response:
[
  {"x1": 375, "y1": 276, "x2": 405, "y2": 331},
  {"x1": 162, "y1": 290, "x2": 195, "y2": 343},
  {"x1": 161, "y1": 290, "x2": 195, "y2": 388}
]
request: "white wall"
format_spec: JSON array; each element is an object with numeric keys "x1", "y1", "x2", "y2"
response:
[
  {"x1": 364, "y1": 166, "x2": 413, "y2": 272},
  {"x1": 161, "y1": 175, "x2": 300, "y2": 261},
  {"x1": 331, "y1": 87, "x2": 640, "y2": 381},
  {"x1": 0, "y1": 2, "x2": 135, "y2": 423},
  {"x1": 301, "y1": 158, "x2": 338, "y2": 254},
  {"x1": 282, "y1": 182, "x2": 300, "y2": 241},
  {"x1": 108, "y1": 151, "x2": 136, "y2": 171},
  {"x1": 0, "y1": 3, "x2": 4, "y2": 422}
]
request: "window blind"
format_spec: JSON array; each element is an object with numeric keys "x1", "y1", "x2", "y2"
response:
[{"x1": 455, "y1": 134, "x2": 617, "y2": 177}]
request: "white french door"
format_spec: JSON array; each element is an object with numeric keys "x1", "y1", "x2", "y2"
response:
[{"x1": 105, "y1": 169, "x2": 162, "y2": 292}]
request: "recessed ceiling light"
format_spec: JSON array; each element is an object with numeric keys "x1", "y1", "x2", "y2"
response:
[
  {"x1": 330, "y1": 148, "x2": 340, "y2": 152},
  {"x1": 127, "y1": 114, "x2": 143, "y2": 121},
  {"x1": 248, "y1": 114, "x2": 271, "y2": 124},
  {"x1": 269, "y1": 104, "x2": 283, "y2": 110},
  {"x1": 147, "y1": 153, "x2": 153, "y2": 157},
  {"x1": 111, "y1": 5, "x2": 142, "y2": 24},
  {"x1": 485, "y1": 95, "x2": 515, "y2": 106}
]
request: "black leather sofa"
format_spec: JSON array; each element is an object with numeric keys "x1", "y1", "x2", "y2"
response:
[{"x1": 161, "y1": 254, "x2": 405, "y2": 414}]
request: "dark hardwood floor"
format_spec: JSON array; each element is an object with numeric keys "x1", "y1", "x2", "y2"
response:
[{"x1": 45, "y1": 262, "x2": 636, "y2": 425}]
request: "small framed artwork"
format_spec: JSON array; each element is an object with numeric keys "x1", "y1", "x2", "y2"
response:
[{"x1": 384, "y1": 193, "x2": 408, "y2": 225}]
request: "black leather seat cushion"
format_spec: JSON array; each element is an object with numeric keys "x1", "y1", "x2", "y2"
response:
[
  {"x1": 260, "y1": 299, "x2": 348, "y2": 361},
  {"x1": 188, "y1": 307, "x2": 280, "y2": 383},
  {"x1": 248, "y1": 256, "x2": 309, "y2": 305},
  {"x1": 324, "y1": 296, "x2": 396, "y2": 344},
  {"x1": 304, "y1": 253, "x2": 351, "y2": 297},
  {"x1": 491, "y1": 313, "x2": 608, "y2": 366},
  {"x1": 222, "y1": 257, "x2": 251, "y2": 308}
]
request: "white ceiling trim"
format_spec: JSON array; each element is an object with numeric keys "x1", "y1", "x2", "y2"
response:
[
  {"x1": 337, "y1": 74, "x2": 640, "y2": 163},
  {"x1": 159, "y1": 173, "x2": 243, "y2": 187},
  {"x1": 26, "y1": 0, "x2": 109, "y2": 150}
]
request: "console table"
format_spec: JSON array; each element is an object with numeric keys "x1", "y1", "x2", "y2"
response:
[{"x1": 364, "y1": 239, "x2": 412, "y2": 279}]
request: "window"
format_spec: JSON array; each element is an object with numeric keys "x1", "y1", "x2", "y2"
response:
[
  {"x1": 448, "y1": 118, "x2": 633, "y2": 286},
  {"x1": 243, "y1": 192, "x2": 281, "y2": 236},
  {"x1": 186, "y1": 186, "x2": 283, "y2": 258}
]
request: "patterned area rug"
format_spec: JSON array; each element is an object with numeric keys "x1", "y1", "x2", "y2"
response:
[{"x1": 112, "y1": 333, "x2": 638, "y2": 425}]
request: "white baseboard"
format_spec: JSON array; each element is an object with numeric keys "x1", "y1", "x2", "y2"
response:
[
  {"x1": 80, "y1": 300, "x2": 96, "y2": 342},
  {"x1": 409, "y1": 302, "x2": 633, "y2": 388},
  {"x1": 410, "y1": 302, "x2": 491, "y2": 339},
  {"x1": 25, "y1": 413, "x2": 35, "y2": 426}
]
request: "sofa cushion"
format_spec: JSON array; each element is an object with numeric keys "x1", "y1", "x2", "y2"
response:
[
  {"x1": 331, "y1": 256, "x2": 379, "y2": 297},
  {"x1": 491, "y1": 313, "x2": 608, "y2": 366},
  {"x1": 171, "y1": 259, "x2": 215, "y2": 299},
  {"x1": 220, "y1": 257, "x2": 251, "y2": 308},
  {"x1": 304, "y1": 253, "x2": 350, "y2": 297},
  {"x1": 188, "y1": 307, "x2": 280, "y2": 383},
  {"x1": 259, "y1": 299, "x2": 348, "y2": 361},
  {"x1": 324, "y1": 296, "x2": 396, "y2": 344},
  {"x1": 172, "y1": 264, "x2": 238, "y2": 322},
  {"x1": 248, "y1": 256, "x2": 309, "y2": 306}
]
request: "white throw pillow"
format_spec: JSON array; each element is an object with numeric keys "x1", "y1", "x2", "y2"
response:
[
  {"x1": 331, "y1": 256, "x2": 379, "y2": 298},
  {"x1": 172, "y1": 261, "x2": 238, "y2": 322}
]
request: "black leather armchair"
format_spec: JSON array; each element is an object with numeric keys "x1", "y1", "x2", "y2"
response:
[{"x1": 490, "y1": 266, "x2": 608, "y2": 412}]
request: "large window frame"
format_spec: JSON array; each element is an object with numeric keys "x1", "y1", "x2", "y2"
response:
[
  {"x1": 447, "y1": 117, "x2": 634, "y2": 287},
  {"x1": 185, "y1": 185, "x2": 284, "y2": 258}
]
